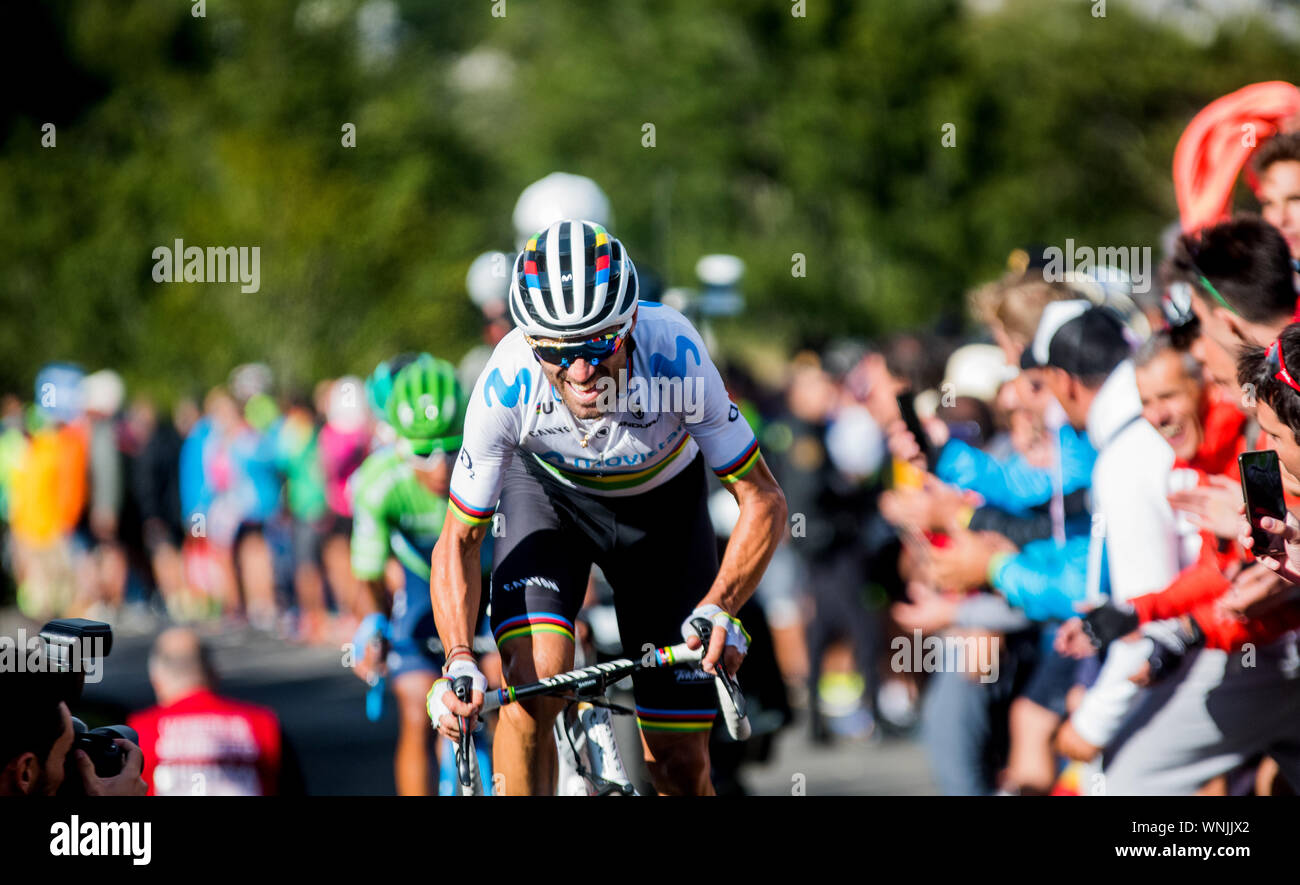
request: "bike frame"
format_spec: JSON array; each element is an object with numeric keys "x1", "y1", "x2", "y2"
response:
[{"x1": 450, "y1": 637, "x2": 748, "y2": 795}]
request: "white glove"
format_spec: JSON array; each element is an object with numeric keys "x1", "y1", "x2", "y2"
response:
[
  {"x1": 681, "y1": 604, "x2": 750, "y2": 656},
  {"x1": 427, "y1": 659, "x2": 488, "y2": 729}
]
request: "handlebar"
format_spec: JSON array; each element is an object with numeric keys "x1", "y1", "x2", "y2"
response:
[{"x1": 477, "y1": 637, "x2": 750, "y2": 741}]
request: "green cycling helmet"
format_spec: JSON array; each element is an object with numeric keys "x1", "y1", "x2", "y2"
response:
[
  {"x1": 387, "y1": 354, "x2": 466, "y2": 455},
  {"x1": 365, "y1": 352, "x2": 421, "y2": 422}
]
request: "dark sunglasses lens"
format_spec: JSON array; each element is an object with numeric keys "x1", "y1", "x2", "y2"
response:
[{"x1": 535, "y1": 337, "x2": 619, "y2": 366}]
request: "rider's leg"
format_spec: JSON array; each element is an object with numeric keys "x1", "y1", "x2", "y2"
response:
[
  {"x1": 392, "y1": 670, "x2": 437, "y2": 796},
  {"x1": 599, "y1": 456, "x2": 723, "y2": 797},
  {"x1": 640, "y1": 729, "x2": 714, "y2": 796},
  {"x1": 486, "y1": 459, "x2": 597, "y2": 795},
  {"x1": 495, "y1": 632, "x2": 575, "y2": 795}
]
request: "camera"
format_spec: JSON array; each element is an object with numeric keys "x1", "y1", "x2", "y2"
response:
[
  {"x1": 71, "y1": 718, "x2": 140, "y2": 778},
  {"x1": 36, "y1": 618, "x2": 138, "y2": 791}
]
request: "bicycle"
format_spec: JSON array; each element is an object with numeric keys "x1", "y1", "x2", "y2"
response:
[{"x1": 447, "y1": 617, "x2": 750, "y2": 796}]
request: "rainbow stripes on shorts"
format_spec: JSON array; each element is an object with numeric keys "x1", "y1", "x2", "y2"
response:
[
  {"x1": 635, "y1": 706, "x2": 716, "y2": 733},
  {"x1": 492, "y1": 612, "x2": 576, "y2": 647}
]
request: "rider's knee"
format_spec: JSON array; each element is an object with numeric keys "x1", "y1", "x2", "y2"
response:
[
  {"x1": 499, "y1": 695, "x2": 563, "y2": 734},
  {"x1": 643, "y1": 737, "x2": 710, "y2": 793},
  {"x1": 500, "y1": 638, "x2": 572, "y2": 686}
]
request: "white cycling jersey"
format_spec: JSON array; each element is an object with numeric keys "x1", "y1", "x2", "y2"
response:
[{"x1": 447, "y1": 301, "x2": 760, "y2": 526}]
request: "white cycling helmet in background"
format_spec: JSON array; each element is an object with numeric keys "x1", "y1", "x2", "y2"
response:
[
  {"x1": 512, "y1": 173, "x2": 613, "y2": 250},
  {"x1": 508, "y1": 219, "x2": 639, "y2": 340}
]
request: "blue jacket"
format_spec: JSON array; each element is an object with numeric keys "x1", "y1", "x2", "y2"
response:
[
  {"x1": 989, "y1": 536, "x2": 1111, "y2": 622},
  {"x1": 934, "y1": 425, "x2": 1095, "y2": 516},
  {"x1": 936, "y1": 425, "x2": 1099, "y2": 621}
]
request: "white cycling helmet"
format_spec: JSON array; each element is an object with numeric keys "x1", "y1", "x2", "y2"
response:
[{"x1": 508, "y1": 219, "x2": 639, "y2": 339}]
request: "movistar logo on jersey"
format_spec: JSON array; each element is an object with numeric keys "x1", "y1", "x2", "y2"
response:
[
  {"x1": 649, "y1": 335, "x2": 700, "y2": 379},
  {"x1": 483, "y1": 368, "x2": 531, "y2": 408}
]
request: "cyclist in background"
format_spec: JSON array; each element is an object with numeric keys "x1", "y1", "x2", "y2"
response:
[
  {"x1": 427, "y1": 220, "x2": 788, "y2": 795},
  {"x1": 348, "y1": 355, "x2": 491, "y2": 795}
]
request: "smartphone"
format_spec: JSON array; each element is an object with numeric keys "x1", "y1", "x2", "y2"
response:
[
  {"x1": 1238, "y1": 450, "x2": 1288, "y2": 557},
  {"x1": 896, "y1": 392, "x2": 937, "y2": 471}
]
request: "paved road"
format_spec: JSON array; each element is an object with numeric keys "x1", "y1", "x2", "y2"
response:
[{"x1": 9, "y1": 611, "x2": 936, "y2": 795}]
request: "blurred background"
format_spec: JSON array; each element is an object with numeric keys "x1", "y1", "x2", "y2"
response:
[{"x1": 1, "y1": 0, "x2": 1298, "y2": 794}]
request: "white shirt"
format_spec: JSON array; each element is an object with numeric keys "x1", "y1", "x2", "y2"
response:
[
  {"x1": 1072, "y1": 360, "x2": 1188, "y2": 749},
  {"x1": 1086, "y1": 360, "x2": 1182, "y2": 603}
]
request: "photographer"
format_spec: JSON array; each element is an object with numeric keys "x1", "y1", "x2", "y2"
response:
[{"x1": 0, "y1": 668, "x2": 146, "y2": 796}]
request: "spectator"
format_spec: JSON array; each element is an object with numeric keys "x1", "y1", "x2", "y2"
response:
[
  {"x1": 0, "y1": 668, "x2": 146, "y2": 797},
  {"x1": 128, "y1": 627, "x2": 299, "y2": 795}
]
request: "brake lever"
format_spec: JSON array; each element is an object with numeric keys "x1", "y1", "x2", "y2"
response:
[
  {"x1": 452, "y1": 675, "x2": 474, "y2": 788},
  {"x1": 691, "y1": 616, "x2": 747, "y2": 719}
]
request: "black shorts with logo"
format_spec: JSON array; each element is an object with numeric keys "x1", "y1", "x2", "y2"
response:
[{"x1": 490, "y1": 452, "x2": 720, "y2": 735}]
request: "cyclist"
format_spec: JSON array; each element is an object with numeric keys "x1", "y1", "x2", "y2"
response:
[
  {"x1": 349, "y1": 354, "x2": 479, "y2": 795},
  {"x1": 427, "y1": 220, "x2": 788, "y2": 795}
]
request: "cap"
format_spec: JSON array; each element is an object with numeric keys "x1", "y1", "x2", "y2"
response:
[
  {"x1": 943, "y1": 344, "x2": 1016, "y2": 403},
  {"x1": 1030, "y1": 302, "x2": 1133, "y2": 378},
  {"x1": 1024, "y1": 300, "x2": 1090, "y2": 369}
]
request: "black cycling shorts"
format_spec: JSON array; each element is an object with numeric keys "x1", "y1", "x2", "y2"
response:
[{"x1": 490, "y1": 453, "x2": 720, "y2": 735}]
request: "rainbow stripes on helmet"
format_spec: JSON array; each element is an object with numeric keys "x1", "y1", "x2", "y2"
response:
[{"x1": 509, "y1": 220, "x2": 639, "y2": 339}]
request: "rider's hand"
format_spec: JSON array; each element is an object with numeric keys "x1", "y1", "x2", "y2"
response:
[
  {"x1": 428, "y1": 658, "x2": 487, "y2": 741},
  {"x1": 682, "y1": 604, "x2": 748, "y2": 678},
  {"x1": 350, "y1": 613, "x2": 390, "y2": 684},
  {"x1": 353, "y1": 638, "x2": 388, "y2": 685},
  {"x1": 77, "y1": 740, "x2": 148, "y2": 796}
]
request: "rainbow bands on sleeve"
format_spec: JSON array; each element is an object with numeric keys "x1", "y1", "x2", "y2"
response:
[
  {"x1": 713, "y1": 438, "x2": 760, "y2": 484},
  {"x1": 448, "y1": 490, "x2": 495, "y2": 527},
  {"x1": 492, "y1": 612, "x2": 576, "y2": 648}
]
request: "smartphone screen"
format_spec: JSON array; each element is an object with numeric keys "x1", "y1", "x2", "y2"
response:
[{"x1": 1239, "y1": 450, "x2": 1288, "y2": 556}]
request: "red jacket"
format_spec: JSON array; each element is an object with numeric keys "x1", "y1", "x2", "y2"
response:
[
  {"x1": 1130, "y1": 404, "x2": 1300, "y2": 650},
  {"x1": 128, "y1": 689, "x2": 282, "y2": 796}
]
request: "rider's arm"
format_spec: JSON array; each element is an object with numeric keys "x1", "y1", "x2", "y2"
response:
[
  {"x1": 707, "y1": 456, "x2": 786, "y2": 615},
  {"x1": 350, "y1": 458, "x2": 393, "y2": 617},
  {"x1": 433, "y1": 352, "x2": 523, "y2": 656},
  {"x1": 430, "y1": 516, "x2": 488, "y2": 653},
  {"x1": 675, "y1": 313, "x2": 787, "y2": 619},
  {"x1": 361, "y1": 579, "x2": 389, "y2": 618}
]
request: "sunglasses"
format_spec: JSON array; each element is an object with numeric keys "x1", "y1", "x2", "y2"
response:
[
  {"x1": 400, "y1": 438, "x2": 455, "y2": 470},
  {"x1": 1266, "y1": 339, "x2": 1300, "y2": 395},
  {"x1": 525, "y1": 327, "x2": 630, "y2": 368}
]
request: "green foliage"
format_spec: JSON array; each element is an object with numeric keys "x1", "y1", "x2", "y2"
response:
[{"x1": 0, "y1": 0, "x2": 1295, "y2": 402}]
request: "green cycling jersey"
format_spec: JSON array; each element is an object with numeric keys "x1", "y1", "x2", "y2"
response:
[{"x1": 349, "y1": 445, "x2": 448, "y2": 582}]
